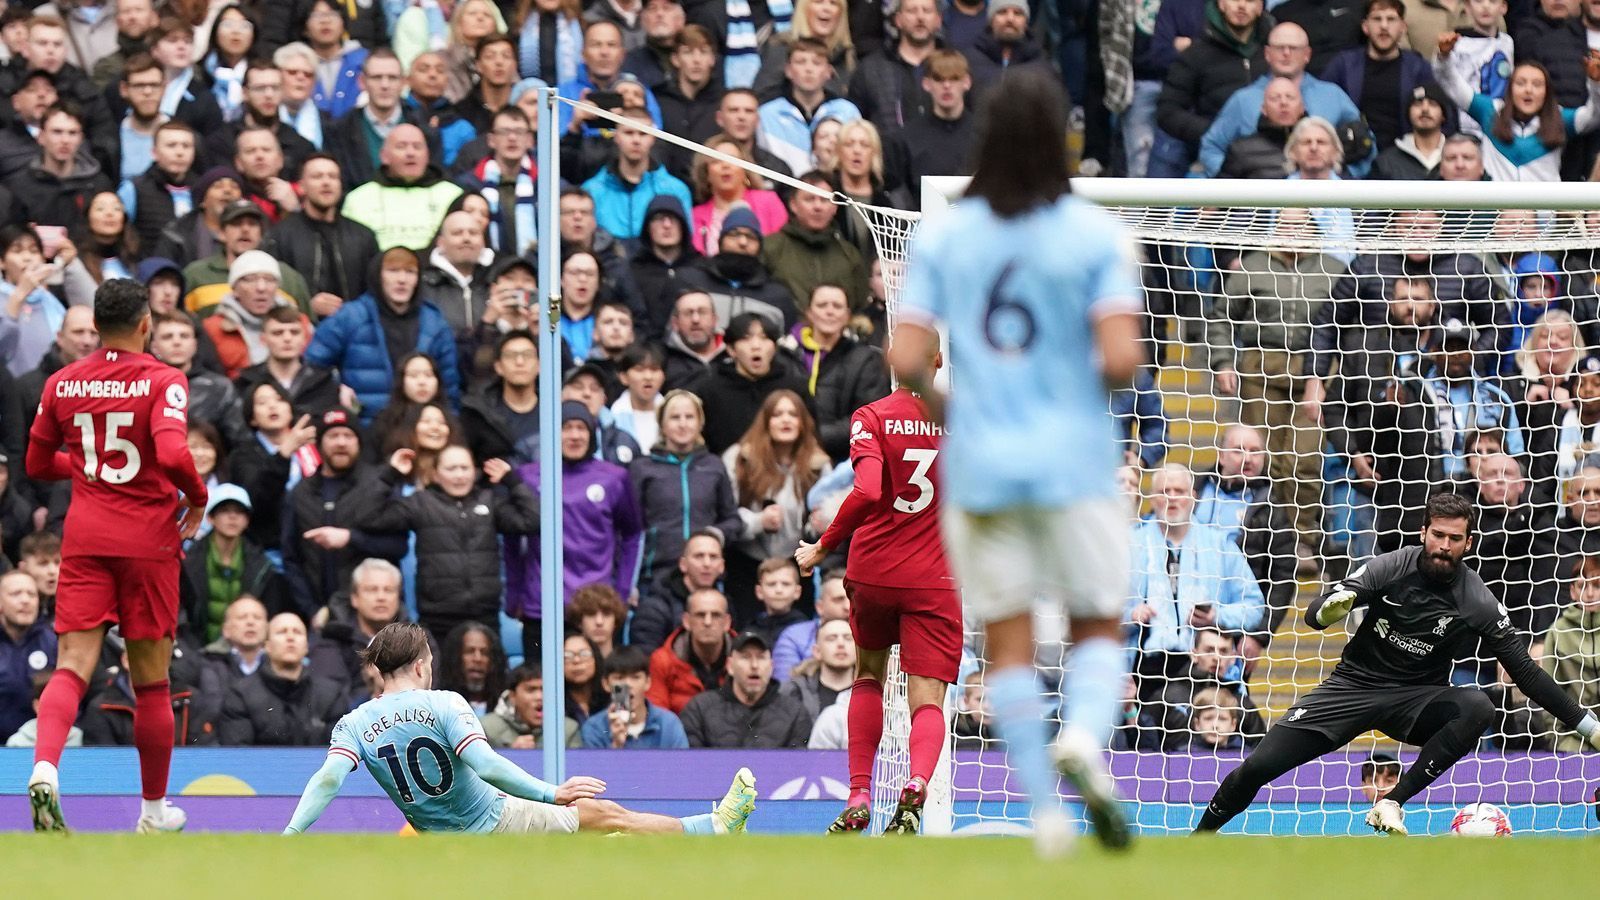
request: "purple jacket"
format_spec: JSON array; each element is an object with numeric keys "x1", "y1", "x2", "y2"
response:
[{"x1": 503, "y1": 458, "x2": 645, "y2": 619}]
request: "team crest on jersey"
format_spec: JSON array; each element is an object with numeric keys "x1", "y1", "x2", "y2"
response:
[
  {"x1": 586, "y1": 484, "x2": 606, "y2": 503},
  {"x1": 1285, "y1": 708, "x2": 1305, "y2": 722},
  {"x1": 1433, "y1": 616, "x2": 1453, "y2": 635}
]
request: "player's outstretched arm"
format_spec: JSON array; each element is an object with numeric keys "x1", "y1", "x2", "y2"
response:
[
  {"x1": 458, "y1": 740, "x2": 604, "y2": 805},
  {"x1": 1306, "y1": 587, "x2": 1362, "y2": 630},
  {"x1": 1486, "y1": 632, "x2": 1600, "y2": 748},
  {"x1": 283, "y1": 755, "x2": 356, "y2": 834}
]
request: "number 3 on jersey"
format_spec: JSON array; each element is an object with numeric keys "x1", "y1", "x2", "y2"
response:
[
  {"x1": 73, "y1": 412, "x2": 141, "y2": 483},
  {"x1": 894, "y1": 448, "x2": 937, "y2": 514}
]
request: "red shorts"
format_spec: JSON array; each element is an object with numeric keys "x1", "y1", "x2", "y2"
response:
[
  {"x1": 56, "y1": 555, "x2": 181, "y2": 642},
  {"x1": 845, "y1": 579, "x2": 963, "y2": 683}
]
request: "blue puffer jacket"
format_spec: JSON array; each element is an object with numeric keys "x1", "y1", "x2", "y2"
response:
[{"x1": 305, "y1": 293, "x2": 461, "y2": 425}]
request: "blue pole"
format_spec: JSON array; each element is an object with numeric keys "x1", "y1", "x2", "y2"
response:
[{"x1": 536, "y1": 86, "x2": 565, "y2": 785}]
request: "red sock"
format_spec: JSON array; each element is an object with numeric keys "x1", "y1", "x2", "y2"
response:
[
  {"x1": 133, "y1": 680, "x2": 174, "y2": 801},
  {"x1": 847, "y1": 678, "x2": 885, "y2": 799},
  {"x1": 908, "y1": 703, "x2": 946, "y2": 786},
  {"x1": 33, "y1": 669, "x2": 88, "y2": 769}
]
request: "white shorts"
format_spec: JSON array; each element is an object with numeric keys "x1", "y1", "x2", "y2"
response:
[
  {"x1": 942, "y1": 497, "x2": 1129, "y2": 625},
  {"x1": 490, "y1": 796, "x2": 580, "y2": 834}
]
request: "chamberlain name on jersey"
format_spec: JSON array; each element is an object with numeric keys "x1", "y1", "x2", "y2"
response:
[
  {"x1": 898, "y1": 193, "x2": 1142, "y2": 512},
  {"x1": 330, "y1": 689, "x2": 505, "y2": 833}
]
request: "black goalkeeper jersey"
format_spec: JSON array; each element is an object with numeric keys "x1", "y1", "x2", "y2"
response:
[{"x1": 1310, "y1": 546, "x2": 1586, "y2": 729}]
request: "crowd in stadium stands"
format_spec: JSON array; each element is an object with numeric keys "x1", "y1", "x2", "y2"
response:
[{"x1": 4, "y1": 0, "x2": 1600, "y2": 755}]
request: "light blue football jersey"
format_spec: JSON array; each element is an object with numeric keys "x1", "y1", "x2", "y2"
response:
[
  {"x1": 329, "y1": 689, "x2": 505, "y2": 833},
  {"x1": 899, "y1": 194, "x2": 1142, "y2": 512}
]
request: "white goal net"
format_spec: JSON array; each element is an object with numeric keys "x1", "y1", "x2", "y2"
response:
[{"x1": 857, "y1": 178, "x2": 1600, "y2": 837}]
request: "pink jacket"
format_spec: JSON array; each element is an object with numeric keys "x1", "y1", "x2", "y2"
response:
[{"x1": 691, "y1": 190, "x2": 789, "y2": 255}]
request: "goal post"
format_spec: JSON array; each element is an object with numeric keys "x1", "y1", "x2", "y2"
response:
[{"x1": 865, "y1": 176, "x2": 1600, "y2": 836}]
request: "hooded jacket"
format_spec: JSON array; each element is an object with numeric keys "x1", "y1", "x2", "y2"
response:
[
  {"x1": 503, "y1": 403, "x2": 645, "y2": 617},
  {"x1": 1156, "y1": 2, "x2": 1269, "y2": 145},
  {"x1": 646, "y1": 625, "x2": 731, "y2": 713},
  {"x1": 304, "y1": 252, "x2": 462, "y2": 425},
  {"x1": 582, "y1": 161, "x2": 695, "y2": 242},
  {"x1": 687, "y1": 353, "x2": 816, "y2": 454},
  {"x1": 780, "y1": 328, "x2": 890, "y2": 460},
  {"x1": 631, "y1": 196, "x2": 703, "y2": 336},
  {"x1": 339, "y1": 163, "x2": 467, "y2": 251},
  {"x1": 1372, "y1": 131, "x2": 1444, "y2": 180}
]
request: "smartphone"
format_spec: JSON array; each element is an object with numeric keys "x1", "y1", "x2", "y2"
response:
[
  {"x1": 35, "y1": 224, "x2": 66, "y2": 258},
  {"x1": 610, "y1": 683, "x2": 631, "y2": 711},
  {"x1": 589, "y1": 90, "x2": 623, "y2": 112}
]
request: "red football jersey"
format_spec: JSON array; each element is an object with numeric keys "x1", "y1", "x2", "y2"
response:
[
  {"x1": 29, "y1": 348, "x2": 194, "y2": 560},
  {"x1": 830, "y1": 389, "x2": 953, "y2": 590}
]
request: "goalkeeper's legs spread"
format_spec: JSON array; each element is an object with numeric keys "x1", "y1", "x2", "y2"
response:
[
  {"x1": 1383, "y1": 688, "x2": 1495, "y2": 807},
  {"x1": 1194, "y1": 725, "x2": 1340, "y2": 833}
]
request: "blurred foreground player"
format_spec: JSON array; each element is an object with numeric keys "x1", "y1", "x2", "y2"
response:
[
  {"x1": 795, "y1": 346, "x2": 958, "y2": 836},
  {"x1": 26, "y1": 279, "x2": 209, "y2": 833},
  {"x1": 284, "y1": 623, "x2": 758, "y2": 836},
  {"x1": 1195, "y1": 493, "x2": 1600, "y2": 835},
  {"x1": 887, "y1": 68, "x2": 1145, "y2": 856}
]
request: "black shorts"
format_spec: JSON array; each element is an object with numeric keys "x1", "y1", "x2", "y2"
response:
[{"x1": 1276, "y1": 681, "x2": 1468, "y2": 744}]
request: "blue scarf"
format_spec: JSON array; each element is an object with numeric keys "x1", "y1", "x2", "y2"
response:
[
  {"x1": 160, "y1": 68, "x2": 195, "y2": 118},
  {"x1": 724, "y1": 0, "x2": 762, "y2": 88},
  {"x1": 282, "y1": 101, "x2": 324, "y2": 150},
  {"x1": 518, "y1": 12, "x2": 583, "y2": 85},
  {"x1": 207, "y1": 52, "x2": 248, "y2": 122},
  {"x1": 417, "y1": 0, "x2": 449, "y2": 51},
  {"x1": 475, "y1": 155, "x2": 538, "y2": 255}
]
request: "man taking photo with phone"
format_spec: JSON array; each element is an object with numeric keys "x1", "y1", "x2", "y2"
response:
[{"x1": 579, "y1": 645, "x2": 689, "y2": 748}]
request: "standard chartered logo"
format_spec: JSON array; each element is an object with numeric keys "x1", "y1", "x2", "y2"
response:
[{"x1": 1374, "y1": 618, "x2": 1390, "y2": 638}]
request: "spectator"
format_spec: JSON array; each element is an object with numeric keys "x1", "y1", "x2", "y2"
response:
[
  {"x1": 201, "y1": 63, "x2": 316, "y2": 179},
  {"x1": 125, "y1": 121, "x2": 197, "y2": 252},
  {"x1": 1210, "y1": 207, "x2": 1340, "y2": 541},
  {"x1": 516, "y1": 0, "x2": 585, "y2": 86},
  {"x1": 849, "y1": 0, "x2": 940, "y2": 132},
  {"x1": 281, "y1": 409, "x2": 406, "y2": 617},
  {"x1": 455, "y1": 107, "x2": 538, "y2": 257},
  {"x1": 1443, "y1": 0, "x2": 1513, "y2": 132},
  {"x1": 1156, "y1": 0, "x2": 1270, "y2": 177},
  {"x1": 1147, "y1": 625, "x2": 1266, "y2": 749},
  {"x1": 326, "y1": 51, "x2": 431, "y2": 190},
  {"x1": 219, "y1": 612, "x2": 347, "y2": 745},
  {"x1": 1217, "y1": 76, "x2": 1306, "y2": 178},
  {"x1": 112, "y1": 54, "x2": 171, "y2": 185},
  {"x1": 1513, "y1": 0, "x2": 1589, "y2": 109},
  {"x1": 830, "y1": 119, "x2": 910, "y2": 228},
  {"x1": 341, "y1": 124, "x2": 465, "y2": 251},
  {"x1": 0, "y1": 68, "x2": 59, "y2": 180},
  {"x1": 145, "y1": 17, "x2": 225, "y2": 139},
  {"x1": 421, "y1": 210, "x2": 495, "y2": 350},
  {"x1": 263, "y1": 154, "x2": 380, "y2": 318},
  {"x1": 563, "y1": 632, "x2": 609, "y2": 723},
  {"x1": 152, "y1": 165, "x2": 241, "y2": 266},
  {"x1": 1472, "y1": 452, "x2": 1561, "y2": 640},
  {"x1": 621, "y1": 0, "x2": 683, "y2": 85},
  {"x1": 722, "y1": 389, "x2": 832, "y2": 620},
  {"x1": 1181, "y1": 685, "x2": 1245, "y2": 751},
  {"x1": 582, "y1": 106, "x2": 694, "y2": 241},
  {"x1": 1539, "y1": 554, "x2": 1600, "y2": 751},
  {"x1": 1319, "y1": 0, "x2": 1437, "y2": 150},
  {"x1": 772, "y1": 569, "x2": 848, "y2": 681},
  {"x1": 0, "y1": 225, "x2": 74, "y2": 379},
  {"x1": 706, "y1": 90, "x2": 795, "y2": 187},
  {"x1": 1509, "y1": 309, "x2": 1585, "y2": 508},
  {"x1": 503, "y1": 401, "x2": 644, "y2": 662},
  {"x1": 754, "y1": 0, "x2": 856, "y2": 97},
  {"x1": 483, "y1": 663, "x2": 580, "y2": 748},
  {"x1": 782, "y1": 617, "x2": 854, "y2": 716},
  {"x1": 61, "y1": 192, "x2": 138, "y2": 307},
  {"x1": 365, "y1": 440, "x2": 536, "y2": 643},
  {"x1": 16, "y1": 307, "x2": 99, "y2": 445},
  {"x1": 1200, "y1": 22, "x2": 1363, "y2": 177},
  {"x1": 0, "y1": 570, "x2": 53, "y2": 743},
  {"x1": 1419, "y1": 319, "x2": 1524, "y2": 478},
  {"x1": 82, "y1": 631, "x2": 212, "y2": 745},
  {"x1": 200, "y1": 6, "x2": 258, "y2": 123},
  {"x1": 364, "y1": 353, "x2": 448, "y2": 462},
  {"x1": 179, "y1": 484, "x2": 291, "y2": 642},
  {"x1": 232, "y1": 306, "x2": 341, "y2": 419},
  {"x1": 572, "y1": 583, "x2": 628, "y2": 658},
  {"x1": 630, "y1": 392, "x2": 742, "y2": 589},
  {"x1": 1372, "y1": 83, "x2": 1451, "y2": 178},
  {"x1": 661, "y1": 288, "x2": 724, "y2": 390},
  {"x1": 1558, "y1": 465, "x2": 1600, "y2": 565},
  {"x1": 460, "y1": 327, "x2": 544, "y2": 463},
  {"x1": 1360, "y1": 751, "x2": 1402, "y2": 800},
  {"x1": 186, "y1": 422, "x2": 227, "y2": 501},
  {"x1": 611, "y1": 344, "x2": 668, "y2": 451},
  {"x1": 756, "y1": 38, "x2": 862, "y2": 176},
  {"x1": 439, "y1": 620, "x2": 509, "y2": 715},
  {"x1": 305, "y1": 245, "x2": 463, "y2": 426},
  {"x1": 558, "y1": 250, "x2": 606, "y2": 361},
  {"x1": 556, "y1": 187, "x2": 644, "y2": 316},
  {"x1": 194, "y1": 595, "x2": 269, "y2": 722},
  {"x1": 307, "y1": 558, "x2": 418, "y2": 702},
  {"x1": 10, "y1": 15, "x2": 118, "y2": 173},
  {"x1": 4, "y1": 670, "x2": 82, "y2": 748},
  {"x1": 679, "y1": 210, "x2": 800, "y2": 340},
  {"x1": 87, "y1": 0, "x2": 162, "y2": 88},
  {"x1": 405, "y1": 51, "x2": 456, "y2": 131},
  {"x1": 645, "y1": 586, "x2": 733, "y2": 711},
  {"x1": 689, "y1": 138, "x2": 789, "y2": 256},
  {"x1": 1127, "y1": 464, "x2": 1266, "y2": 680},
  {"x1": 895, "y1": 48, "x2": 978, "y2": 191},
  {"x1": 586, "y1": 302, "x2": 637, "y2": 400},
  {"x1": 784, "y1": 284, "x2": 888, "y2": 461},
  {"x1": 1282, "y1": 119, "x2": 1356, "y2": 253},
  {"x1": 1192, "y1": 425, "x2": 1301, "y2": 663},
  {"x1": 14, "y1": 533, "x2": 61, "y2": 619},
  {"x1": 6, "y1": 104, "x2": 112, "y2": 229},
  {"x1": 691, "y1": 313, "x2": 814, "y2": 455},
  {"x1": 680, "y1": 630, "x2": 812, "y2": 747},
  {"x1": 201, "y1": 249, "x2": 314, "y2": 380},
  {"x1": 961, "y1": 0, "x2": 1055, "y2": 99},
  {"x1": 655, "y1": 26, "x2": 723, "y2": 179},
  {"x1": 148, "y1": 310, "x2": 251, "y2": 451},
  {"x1": 1503, "y1": 252, "x2": 1600, "y2": 369},
  {"x1": 560, "y1": 362, "x2": 642, "y2": 465},
  {"x1": 0, "y1": 460, "x2": 31, "y2": 565},
  {"x1": 302, "y1": 0, "x2": 368, "y2": 119},
  {"x1": 750, "y1": 556, "x2": 808, "y2": 644},
  {"x1": 445, "y1": 23, "x2": 518, "y2": 130},
  {"x1": 183, "y1": 199, "x2": 312, "y2": 317},
  {"x1": 557, "y1": 20, "x2": 664, "y2": 136},
  {"x1": 1435, "y1": 32, "x2": 1600, "y2": 181},
  {"x1": 763, "y1": 172, "x2": 869, "y2": 314},
  {"x1": 631, "y1": 200, "x2": 701, "y2": 341},
  {"x1": 580, "y1": 645, "x2": 691, "y2": 748}
]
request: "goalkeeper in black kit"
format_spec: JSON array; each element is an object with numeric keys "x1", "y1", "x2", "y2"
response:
[{"x1": 1195, "y1": 493, "x2": 1600, "y2": 836}]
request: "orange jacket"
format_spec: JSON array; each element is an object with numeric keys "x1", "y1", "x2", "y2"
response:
[
  {"x1": 646, "y1": 627, "x2": 731, "y2": 714},
  {"x1": 202, "y1": 309, "x2": 314, "y2": 380}
]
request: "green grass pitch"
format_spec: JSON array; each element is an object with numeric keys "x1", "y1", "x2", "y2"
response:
[{"x1": 3, "y1": 833, "x2": 1591, "y2": 899}]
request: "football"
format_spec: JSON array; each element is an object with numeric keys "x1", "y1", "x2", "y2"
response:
[{"x1": 1450, "y1": 803, "x2": 1512, "y2": 837}]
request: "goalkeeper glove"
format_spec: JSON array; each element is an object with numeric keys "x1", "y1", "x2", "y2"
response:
[
  {"x1": 1316, "y1": 589, "x2": 1358, "y2": 628},
  {"x1": 1578, "y1": 713, "x2": 1600, "y2": 751}
]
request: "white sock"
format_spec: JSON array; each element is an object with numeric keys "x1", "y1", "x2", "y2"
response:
[
  {"x1": 30, "y1": 760, "x2": 58, "y2": 787},
  {"x1": 141, "y1": 798, "x2": 167, "y2": 820}
]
